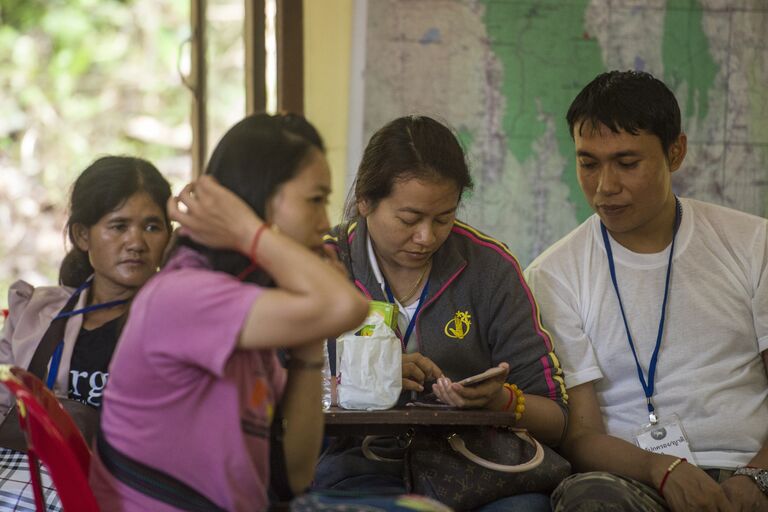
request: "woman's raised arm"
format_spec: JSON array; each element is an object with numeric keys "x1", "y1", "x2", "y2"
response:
[{"x1": 169, "y1": 176, "x2": 368, "y2": 349}]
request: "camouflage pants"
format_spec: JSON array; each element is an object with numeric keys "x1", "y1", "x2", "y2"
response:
[{"x1": 551, "y1": 469, "x2": 734, "y2": 512}]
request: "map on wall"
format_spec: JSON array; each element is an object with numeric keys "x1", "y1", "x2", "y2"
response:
[{"x1": 356, "y1": 0, "x2": 768, "y2": 266}]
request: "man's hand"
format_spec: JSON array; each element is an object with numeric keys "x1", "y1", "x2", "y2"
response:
[
  {"x1": 654, "y1": 458, "x2": 734, "y2": 512},
  {"x1": 432, "y1": 363, "x2": 510, "y2": 409},
  {"x1": 721, "y1": 475, "x2": 768, "y2": 512},
  {"x1": 402, "y1": 353, "x2": 443, "y2": 392}
]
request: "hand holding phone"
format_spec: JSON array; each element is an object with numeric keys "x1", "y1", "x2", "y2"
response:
[
  {"x1": 431, "y1": 363, "x2": 510, "y2": 409},
  {"x1": 457, "y1": 366, "x2": 507, "y2": 387}
]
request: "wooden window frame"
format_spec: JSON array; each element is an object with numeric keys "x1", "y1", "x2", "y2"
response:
[{"x1": 189, "y1": 0, "x2": 302, "y2": 176}]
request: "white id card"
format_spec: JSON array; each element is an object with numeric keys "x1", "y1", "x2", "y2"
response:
[{"x1": 635, "y1": 413, "x2": 696, "y2": 463}]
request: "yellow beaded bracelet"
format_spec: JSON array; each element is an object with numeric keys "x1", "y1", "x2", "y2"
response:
[{"x1": 503, "y1": 383, "x2": 526, "y2": 420}]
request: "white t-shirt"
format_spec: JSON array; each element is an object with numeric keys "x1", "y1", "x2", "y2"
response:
[{"x1": 526, "y1": 198, "x2": 768, "y2": 469}]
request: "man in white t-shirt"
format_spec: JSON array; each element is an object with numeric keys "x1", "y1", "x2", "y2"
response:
[{"x1": 526, "y1": 70, "x2": 768, "y2": 512}]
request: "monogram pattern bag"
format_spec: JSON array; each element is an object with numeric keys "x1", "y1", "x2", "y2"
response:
[{"x1": 404, "y1": 426, "x2": 571, "y2": 511}]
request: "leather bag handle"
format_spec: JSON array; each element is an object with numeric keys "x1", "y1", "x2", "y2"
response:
[
  {"x1": 447, "y1": 428, "x2": 544, "y2": 473},
  {"x1": 362, "y1": 435, "x2": 407, "y2": 462}
]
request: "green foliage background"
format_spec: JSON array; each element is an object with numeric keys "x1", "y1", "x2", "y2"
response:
[{"x1": 0, "y1": 0, "x2": 245, "y2": 304}]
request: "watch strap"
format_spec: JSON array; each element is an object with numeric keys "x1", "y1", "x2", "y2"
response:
[{"x1": 733, "y1": 467, "x2": 768, "y2": 495}]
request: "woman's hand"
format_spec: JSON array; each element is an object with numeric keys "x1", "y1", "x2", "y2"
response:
[
  {"x1": 168, "y1": 175, "x2": 262, "y2": 254},
  {"x1": 432, "y1": 362, "x2": 510, "y2": 409},
  {"x1": 402, "y1": 353, "x2": 443, "y2": 392}
]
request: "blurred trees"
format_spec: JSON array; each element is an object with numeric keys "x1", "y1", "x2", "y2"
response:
[{"x1": 0, "y1": 0, "x2": 245, "y2": 300}]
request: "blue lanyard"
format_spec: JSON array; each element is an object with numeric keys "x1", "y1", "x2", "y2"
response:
[
  {"x1": 600, "y1": 197, "x2": 682, "y2": 425},
  {"x1": 45, "y1": 280, "x2": 128, "y2": 389},
  {"x1": 385, "y1": 279, "x2": 430, "y2": 348}
]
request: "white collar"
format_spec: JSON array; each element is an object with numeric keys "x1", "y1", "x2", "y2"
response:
[{"x1": 366, "y1": 234, "x2": 389, "y2": 297}]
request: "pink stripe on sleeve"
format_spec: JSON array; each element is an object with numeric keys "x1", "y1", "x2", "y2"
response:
[{"x1": 539, "y1": 354, "x2": 558, "y2": 401}]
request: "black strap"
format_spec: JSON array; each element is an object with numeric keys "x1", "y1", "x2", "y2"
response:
[
  {"x1": 97, "y1": 431, "x2": 226, "y2": 512},
  {"x1": 27, "y1": 288, "x2": 82, "y2": 381}
]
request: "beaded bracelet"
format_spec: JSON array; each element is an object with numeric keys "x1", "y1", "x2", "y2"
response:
[
  {"x1": 658, "y1": 457, "x2": 687, "y2": 497},
  {"x1": 503, "y1": 383, "x2": 525, "y2": 420},
  {"x1": 237, "y1": 223, "x2": 270, "y2": 281}
]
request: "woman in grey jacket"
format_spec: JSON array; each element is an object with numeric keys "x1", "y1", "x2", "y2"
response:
[{"x1": 317, "y1": 115, "x2": 568, "y2": 511}]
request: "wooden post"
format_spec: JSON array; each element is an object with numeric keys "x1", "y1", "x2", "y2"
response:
[
  {"x1": 245, "y1": 0, "x2": 267, "y2": 114},
  {"x1": 190, "y1": 0, "x2": 207, "y2": 177},
  {"x1": 275, "y1": 0, "x2": 303, "y2": 114}
]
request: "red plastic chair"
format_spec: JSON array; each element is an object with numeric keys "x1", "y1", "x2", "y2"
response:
[{"x1": 0, "y1": 364, "x2": 99, "y2": 512}]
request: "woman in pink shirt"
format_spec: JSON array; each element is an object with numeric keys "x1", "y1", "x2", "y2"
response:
[{"x1": 90, "y1": 114, "x2": 368, "y2": 511}]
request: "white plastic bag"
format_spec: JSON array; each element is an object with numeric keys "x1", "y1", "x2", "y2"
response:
[{"x1": 336, "y1": 314, "x2": 402, "y2": 410}]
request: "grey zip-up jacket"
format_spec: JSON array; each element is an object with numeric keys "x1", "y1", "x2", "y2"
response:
[
  {"x1": 325, "y1": 218, "x2": 567, "y2": 404},
  {"x1": 314, "y1": 219, "x2": 568, "y2": 490}
]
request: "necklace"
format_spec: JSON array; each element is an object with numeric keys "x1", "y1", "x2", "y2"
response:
[{"x1": 397, "y1": 260, "x2": 432, "y2": 304}]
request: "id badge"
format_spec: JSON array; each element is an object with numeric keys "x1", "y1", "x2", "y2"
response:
[{"x1": 634, "y1": 413, "x2": 696, "y2": 463}]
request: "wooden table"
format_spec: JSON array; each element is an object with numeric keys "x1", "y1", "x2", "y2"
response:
[{"x1": 324, "y1": 406, "x2": 518, "y2": 436}]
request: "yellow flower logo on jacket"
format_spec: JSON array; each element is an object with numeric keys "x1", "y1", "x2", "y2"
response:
[{"x1": 444, "y1": 311, "x2": 471, "y2": 340}]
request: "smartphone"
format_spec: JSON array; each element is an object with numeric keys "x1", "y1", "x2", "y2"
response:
[{"x1": 457, "y1": 366, "x2": 507, "y2": 386}]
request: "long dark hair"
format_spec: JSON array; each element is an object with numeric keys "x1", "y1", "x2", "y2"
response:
[
  {"x1": 60, "y1": 156, "x2": 172, "y2": 287},
  {"x1": 344, "y1": 115, "x2": 473, "y2": 219},
  {"x1": 178, "y1": 113, "x2": 325, "y2": 281}
]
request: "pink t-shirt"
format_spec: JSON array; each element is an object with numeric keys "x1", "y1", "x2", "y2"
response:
[{"x1": 90, "y1": 248, "x2": 287, "y2": 512}]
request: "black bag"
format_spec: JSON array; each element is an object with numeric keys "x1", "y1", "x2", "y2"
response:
[
  {"x1": 0, "y1": 400, "x2": 99, "y2": 452},
  {"x1": 404, "y1": 426, "x2": 571, "y2": 511}
]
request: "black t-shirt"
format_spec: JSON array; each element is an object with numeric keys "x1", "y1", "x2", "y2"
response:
[{"x1": 67, "y1": 316, "x2": 122, "y2": 408}]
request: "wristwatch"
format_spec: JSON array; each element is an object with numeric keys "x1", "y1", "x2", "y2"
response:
[{"x1": 733, "y1": 467, "x2": 768, "y2": 495}]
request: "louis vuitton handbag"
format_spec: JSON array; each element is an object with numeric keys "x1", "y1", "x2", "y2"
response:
[{"x1": 403, "y1": 426, "x2": 571, "y2": 511}]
